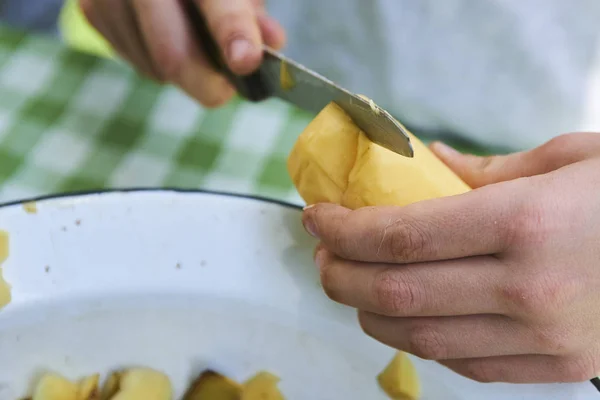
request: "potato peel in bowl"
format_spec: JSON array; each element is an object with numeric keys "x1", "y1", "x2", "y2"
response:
[
  {"x1": 24, "y1": 368, "x2": 287, "y2": 400},
  {"x1": 23, "y1": 372, "x2": 99, "y2": 400},
  {"x1": 182, "y1": 370, "x2": 241, "y2": 400},
  {"x1": 0, "y1": 230, "x2": 11, "y2": 309},
  {"x1": 23, "y1": 359, "x2": 418, "y2": 400}
]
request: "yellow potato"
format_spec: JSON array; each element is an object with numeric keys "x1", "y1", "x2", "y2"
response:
[
  {"x1": 22, "y1": 201, "x2": 38, "y2": 214},
  {"x1": 241, "y1": 371, "x2": 284, "y2": 400},
  {"x1": 182, "y1": 370, "x2": 242, "y2": 400},
  {"x1": 100, "y1": 372, "x2": 120, "y2": 400},
  {"x1": 288, "y1": 101, "x2": 472, "y2": 400},
  {"x1": 78, "y1": 374, "x2": 100, "y2": 400},
  {"x1": 0, "y1": 230, "x2": 10, "y2": 308},
  {"x1": 31, "y1": 373, "x2": 78, "y2": 400},
  {"x1": 287, "y1": 102, "x2": 470, "y2": 209},
  {"x1": 377, "y1": 352, "x2": 421, "y2": 400},
  {"x1": 108, "y1": 368, "x2": 172, "y2": 400}
]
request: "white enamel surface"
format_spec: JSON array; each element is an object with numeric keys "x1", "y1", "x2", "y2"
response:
[{"x1": 0, "y1": 191, "x2": 595, "y2": 399}]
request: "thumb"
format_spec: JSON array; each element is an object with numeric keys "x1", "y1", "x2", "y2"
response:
[{"x1": 429, "y1": 133, "x2": 598, "y2": 188}]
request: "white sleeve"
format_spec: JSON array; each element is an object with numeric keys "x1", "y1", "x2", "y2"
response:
[{"x1": 268, "y1": 0, "x2": 600, "y2": 151}]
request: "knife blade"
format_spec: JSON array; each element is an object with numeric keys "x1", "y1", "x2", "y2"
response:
[{"x1": 183, "y1": 1, "x2": 413, "y2": 158}]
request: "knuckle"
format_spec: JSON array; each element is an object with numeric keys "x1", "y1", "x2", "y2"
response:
[
  {"x1": 501, "y1": 272, "x2": 580, "y2": 318},
  {"x1": 499, "y1": 277, "x2": 552, "y2": 316},
  {"x1": 371, "y1": 269, "x2": 418, "y2": 315},
  {"x1": 537, "y1": 132, "x2": 600, "y2": 169},
  {"x1": 543, "y1": 134, "x2": 576, "y2": 160},
  {"x1": 533, "y1": 327, "x2": 574, "y2": 354},
  {"x1": 387, "y1": 217, "x2": 430, "y2": 262},
  {"x1": 461, "y1": 360, "x2": 496, "y2": 383},
  {"x1": 407, "y1": 324, "x2": 448, "y2": 360},
  {"x1": 332, "y1": 211, "x2": 357, "y2": 257},
  {"x1": 152, "y1": 43, "x2": 186, "y2": 83},
  {"x1": 476, "y1": 154, "x2": 496, "y2": 172},
  {"x1": 506, "y1": 201, "x2": 552, "y2": 248},
  {"x1": 211, "y1": 12, "x2": 255, "y2": 43}
]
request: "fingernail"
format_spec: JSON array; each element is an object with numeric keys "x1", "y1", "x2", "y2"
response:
[
  {"x1": 432, "y1": 141, "x2": 459, "y2": 158},
  {"x1": 228, "y1": 38, "x2": 252, "y2": 64},
  {"x1": 303, "y1": 216, "x2": 319, "y2": 238},
  {"x1": 303, "y1": 204, "x2": 315, "y2": 210}
]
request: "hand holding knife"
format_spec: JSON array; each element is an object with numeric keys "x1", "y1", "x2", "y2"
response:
[{"x1": 182, "y1": 0, "x2": 414, "y2": 158}]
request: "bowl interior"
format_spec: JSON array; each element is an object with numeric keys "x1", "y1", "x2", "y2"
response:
[{"x1": 0, "y1": 190, "x2": 593, "y2": 399}]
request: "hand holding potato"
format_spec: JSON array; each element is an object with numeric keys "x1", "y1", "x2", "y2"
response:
[{"x1": 303, "y1": 132, "x2": 600, "y2": 384}]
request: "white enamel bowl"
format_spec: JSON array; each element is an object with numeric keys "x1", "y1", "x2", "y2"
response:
[{"x1": 0, "y1": 190, "x2": 596, "y2": 399}]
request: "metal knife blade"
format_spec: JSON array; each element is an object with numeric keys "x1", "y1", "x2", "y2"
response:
[
  {"x1": 183, "y1": 0, "x2": 413, "y2": 157},
  {"x1": 259, "y1": 48, "x2": 413, "y2": 158}
]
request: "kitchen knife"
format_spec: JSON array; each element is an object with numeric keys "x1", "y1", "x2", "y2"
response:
[{"x1": 183, "y1": 1, "x2": 414, "y2": 158}]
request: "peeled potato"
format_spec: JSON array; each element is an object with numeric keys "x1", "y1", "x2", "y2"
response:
[
  {"x1": 183, "y1": 370, "x2": 242, "y2": 400},
  {"x1": 28, "y1": 373, "x2": 100, "y2": 400},
  {"x1": 77, "y1": 374, "x2": 100, "y2": 400},
  {"x1": 31, "y1": 373, "x2": 79, "y2": 400},
  {"x1": 378, "y1": 352, "x2": 421, "y2": 400},
  {"x1": 287, "y1": 101, "x2": 472, "y2": 400},
  {"x1": 287, "y1": 102, "x2": 470, "y2": 209},
  {"x1": 241, "y1": 371, "x2": 284, "y2": 400},
  {"x1": 107, "y1": 368, "x2": 172, "y2": 400}
]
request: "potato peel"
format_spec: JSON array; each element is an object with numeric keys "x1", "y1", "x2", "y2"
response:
[{"x1": 183, "y1": 370, "x2": 241, "y2": 400}]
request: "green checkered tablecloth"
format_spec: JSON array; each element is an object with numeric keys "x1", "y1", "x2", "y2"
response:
[
  {"x1": 0, "y1": 24, "x2": 317, "y2": 205},
  {"x1": 0, "y1": 25, "x2": 492, "y2": 206}
]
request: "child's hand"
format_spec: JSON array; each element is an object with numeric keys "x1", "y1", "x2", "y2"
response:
[
  {"x1": 303, "y1": 133, "x2": 600, "y2": 383},
  {"x1": 80, "y1": 0, "x2": 286, "y2": 107}
]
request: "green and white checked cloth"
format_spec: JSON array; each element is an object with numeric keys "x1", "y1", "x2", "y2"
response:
[
  {"x1": 0, "y1": 25, "x2": 490, "y2": 206},
  {"x1": 0, "y1": 24, "x2": 316, "y2": 206}
]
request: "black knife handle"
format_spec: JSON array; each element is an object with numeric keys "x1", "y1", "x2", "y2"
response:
[{"x1": 183, "y1": 0, "x2": 270, "y2": 102}]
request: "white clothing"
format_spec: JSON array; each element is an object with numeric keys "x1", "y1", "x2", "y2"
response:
[{"x1": 267, "y1": 0, "x2": 600, "y2": 151}]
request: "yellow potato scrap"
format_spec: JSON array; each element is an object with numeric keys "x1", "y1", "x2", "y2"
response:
[
  {"x1": 108, "y1": 368, "x2": 172, "y2": 400},
  {"x1": 279, "y1": 61, "x2": 295, "y2": 91},
  {"x1": 287, "y1": 102, "x2": 470, "y2": 209},
  {"x1": 0, "y1": 230, "x2": 11, "y2": 309},
  {"x1": 78, "y1": 374, "x2": 100, "y2": 400},
  {"x1": 31, "y1": 373, "x2": 78, "y2": 400},
  {"x1": 100, "y1": 372, "x2": 120, "y2": 400},
  {"x1": 378, "y1": 353, "x2": 421, "y2": 400},
  {"x1": 241, "y1": 371, "x2": 284, "y2": 400},
  {"x1": 27, "y1": 372, "x2": 100, "y2": 400},
  {"x1": 183, "y1": 370, "x2": 242, "y2": 400},
  {"x1": 23, "y1": 201, "x2": 38, "y2": 214},
  {"x1": 25, "y1": 368, "x2": 289, "y2": 400}
]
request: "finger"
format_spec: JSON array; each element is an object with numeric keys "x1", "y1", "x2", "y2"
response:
[
  {"x1": 439, "y1": 353, "x2": 597, "y2": 383},
  {"x1": 430, "y1": 132, "x2": 600, "y2": 188},
  {"x1": 95, "y1": 0, "x2": 159, "y2": 79},
  {"x1": 132, "y1": 0, "x2": 235, "y2": 107},
  {"x1": 257, "y1": 14, "x2": 286, "y2": 49},
  {"x1": 80, "y1": 0, "x2": 131, "y2": 63},
  {"x1": 248, "y1": 0, "x2": 286, "y2": 49},
  {"x1": 302, "y1": 185, "x2": 520, "y2": 263},
  {"x1": 316, "y1": 248, "x2": 503, "y2": 317},
  {"x1": 197, "y1": 0, "x2": 263, "y2": 75},
  {"x1": 358, "y1": 312, "x2": 548, "y2": 360}
]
